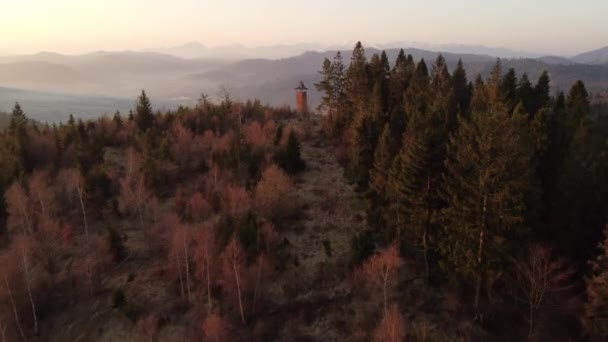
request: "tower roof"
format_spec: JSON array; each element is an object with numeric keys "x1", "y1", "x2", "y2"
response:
[{"x1": 295, "y1": 80, "x2": 308, "y2": 90}]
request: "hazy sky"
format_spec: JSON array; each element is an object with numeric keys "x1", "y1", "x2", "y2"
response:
[{"x1": 2, "y1": 0, "x2": 607, "y2": 56}]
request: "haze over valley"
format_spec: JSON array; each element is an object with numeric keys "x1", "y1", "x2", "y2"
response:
[{"x1": 1, "y1": 43, "x2": 608, "y2": 122}]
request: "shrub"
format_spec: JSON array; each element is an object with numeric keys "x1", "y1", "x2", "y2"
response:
[{"x1": 273, "y1": 129, "x2": 306, "y2": 174}]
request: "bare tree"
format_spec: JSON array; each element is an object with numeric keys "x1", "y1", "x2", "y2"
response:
[
  {"x1": 2, "y1": 273, "x2": 26, "y2": 341},
  {"x1": 13, "y1": 235, "x2": 37, "y2": 336},
  {"x1": 5, "y1": 182, "x2": 33, "y2": 234},
  {"x1": 358, "y1": 244, "x2": 402, "y2": 314},
  {"x1": 512, "y1": 244, "x2": 577, "y2": 339},
  {"x1": 372, "y1": 304, "x2": 406, "y2": 342},
  {"x1": 223, "y1": 237, "x2": 246, "y2": 324},
  {"x1": 62, "y1": 168, "x2": 89, "y2": 237},
  {"x1": 194, "y1": 225, "x2": 216, "y2": 313}
]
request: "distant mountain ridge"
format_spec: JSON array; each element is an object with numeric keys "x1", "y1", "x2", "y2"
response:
[
  {"x1": 1, "y1": 44, "x2": 608, "y2": 122},
  {"x1": 572, "y1": 46, "x2": 608, "y2": 65}
]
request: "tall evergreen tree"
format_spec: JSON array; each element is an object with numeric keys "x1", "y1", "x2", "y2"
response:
[
  {"x1": 315, "y1": 58, "x2": 334, "y2": 114},
  {"x1": 517, "y1": 73, "x2": 534, "y2": 115},
  {"x1": 500, "y1": 68, "x2": 518, "y2": 114},
  {"x1": 452, "y1": 59, "x2": 470, "y2": 116},
  {"x1": 404, "y1": 59, "x2": 430, "y2": 116},
  {"x1": 386, "y1": 108, "x2": 446, "y2": 281},
  {"x1": 532, "y1": 71, "x2": 551, "y2": 116},
  {"x1": 348, "y1": 112, "x2": 379, "y2": 190},
  {"x1": 7, "y1": 102, "x2": 29, "y2": 173},
  {"x1": 439, "y1": 108, "x2": 534, "y2": 317},
  {"x1": 345, "y1": 42, "x2": 370, "y2": 117},
  {"x1": 470, "y1": 75, "x2": 488, "y2": 114},
  {"x1": 136, "y1": 90, "x2": 155, "y2": 131}
]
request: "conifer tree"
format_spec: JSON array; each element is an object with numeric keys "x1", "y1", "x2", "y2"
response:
[
  {"x1": 389, "y1": 49, "x2": 414, "y2": 112},
  {"x1": 369, "y1": 124, "x2": 393, "y2": 198},
  {"x1": 7, "y1": 103, "x2": 29, "y2": 174},
  {"x1": 532, "y1": 71, "x2": 551, "y2": 116},
  {"x1": 348, "y1": 112, "x2": 379, "y2": 190},
  {"x1": 500, "y1": 68, "x2": 518, "y2": 113},
  {"x1": 274, "y1": 129, "x2": 306, "y2": 174},
  {"x1": 440, "y1": 107, "x2": 534, "y2": 317},
  {"x1": 486, "y1": 59, "x2": 504, "y2": 111},
  {"x1": 404, "y1": 59, "x2": 430, "y2": 116},
  {"x1": 566, "y1": 80, "x2": 590, "y2": 127},
  {"x1": 470, "y1": 75, "x2": 488, "y2": 113},
  {"x1": 518, "y1": 73, "x2": 534, "y2": 115},
  {"x1": 367, "y1": 124, "x2": 394, "y2": 229},
  {"x1": 345, "y1": 42, "x2": 370, "y2": 117},
  {"x1": 386, "y1": 107, "x2": 446, "y2": 280},
  {"x1": 315, "y1": 58, "x2": 334, "y2": 114},
  {"x1": 136, "y1": 90, "x2": 155, "y2": 131},
  {"x1": 452, "y1": 59, "x2": 470, "y2": 116}
]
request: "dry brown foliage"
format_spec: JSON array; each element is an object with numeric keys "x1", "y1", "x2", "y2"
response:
[{"x1": 372, "y1": 304, "x2": 406, "y2": 342}]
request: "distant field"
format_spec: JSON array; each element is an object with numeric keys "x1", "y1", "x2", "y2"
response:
[{"x1": 0, "y1": 87, "x2": 187, "y2": 123}]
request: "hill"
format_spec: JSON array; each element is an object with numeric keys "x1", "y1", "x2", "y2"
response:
[
  {"x1": 2, "y1": 46, "x2": 608, "y2": 122},
  {"x1": 572, "y1": 46, "x2": 608, "y2": 65}
]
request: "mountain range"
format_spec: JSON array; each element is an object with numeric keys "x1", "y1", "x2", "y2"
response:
[{"x1": 0, "y1": 43, "x2": 607, "y2": 122}]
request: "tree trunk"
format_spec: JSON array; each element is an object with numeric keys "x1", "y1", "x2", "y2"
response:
[
  {"x1": 233, "y1": 261, "x2": 246, "y2": 325},
  {"x1": 205, "y1": 242, "x2": 212, "y2": 312},
  {"x1": 474, "y1": 195, "x2": 488, "y2": 320},
  {"x1": 21, "y1": 248, "x2": 38, "y2": 335},
  {"x1": 3, "y1": 275, "x2": 26, "y2": 341},
  {"x1": 183, "y1": 233, "x2": 191, "y2": 302},
  {"x1": 176, "y1": 254, "x2": 184, "y2": 300},
  {"x1": 18, "y1": 197, "x2": 32, "y2": 234},
  {"x1": 77, "y1": 185, "x2": 89, "y2": 238},
  {"x1": 422, "y1": 231, "x2": 429, "y2": 284},
  {"x1": 528, "y1": 303, "x2": 535, "y2": 340},
  {"x1": 252, "y1": 254, "x2": 264, "y2": 314},
  {"x1": 1, "y1": 321, "x2": 6, "y2": 342},
  {"x1": 423, "y1": 176, "x2": 432, "y2": 284},
  {"x1": 382, "y1": 267, "x2": 388, "y2": 315}
]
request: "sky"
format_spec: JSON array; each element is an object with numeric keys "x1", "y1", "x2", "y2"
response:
[{"x1": 1, "y1": 0, "x2": 607, "y2": 56}]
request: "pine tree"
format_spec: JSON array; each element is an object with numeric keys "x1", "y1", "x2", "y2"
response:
[
  {"x1": 439, "y1": 107, "x2": 534, "y2": 317},
  {"x1": 389, "y1": 49, "x2": 414, "y2": 112},
  {"x1": 315, "y1": 58, "x2": 334, "y2": 114},
  {"x1": 517, "y1": 73, "x2": 534, "y2": 115},
  {"x1": 136, "y1": 90, "x2": 155, "y2": 131},
  {"x1": 386, "y1": 108, "x2": 446, "y2": 281},
  {"x1": 345, "y1": 42, "x2": 370, "y2": 117},
  {"x1": 367, "y1": 124, "x2": 394, "y2": 230},
  {"x1": 7, "y1": 103, "x2": 29, "y2": 174},
  {"x1": 452, "y1": 59, "x2": 470, "y2": 116},
  {"x1": 369, "y1": 124, "x2": 393, "y2": 198},
  {"x1": 470, "y1": 75, "x2": 488, "y2": 113},
  {"x1": 113, "y1": 110, "x2": 123, "y2": 128},
  {"x1": 404, "y1": 59, "x2": 430, "y2": 116},
  {"x1": 566, "y1": 80, "x2": 590, "y2": 127},
  {"x1": 430, "y1": 54, "x2": 456, "y2": 131},
  {"x1": 348, "y1": 112, "x2": 379, "y2": 190},
  {"x1": 532, "y1": 71, "x2": 551, "y2": 116},
  {"x1": 500, "y1": 68, "x2": 518, "y2": 114},
  {"x1": 274, "y1": 129, "x2": 306, "y2": 174},
  {"x1": 486, "y1": 59, "x2": 504, "y2": 111}
]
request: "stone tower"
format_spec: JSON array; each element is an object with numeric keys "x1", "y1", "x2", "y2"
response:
[{"x1": 295, "y1": 80, "x2": 308, "y2": 114}]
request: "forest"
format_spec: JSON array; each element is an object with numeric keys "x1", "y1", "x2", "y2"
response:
[{"x1": 0, "y1": 41, "x2": 607, "y2": 341}]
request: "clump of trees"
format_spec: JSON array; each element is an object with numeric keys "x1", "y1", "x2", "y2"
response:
[
  {"x1": 0, "y1": 90, "x2": 301, "y2": 340},
  {"x1": 317, "y1": 41, "x2": 608, "y2": 340}
]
